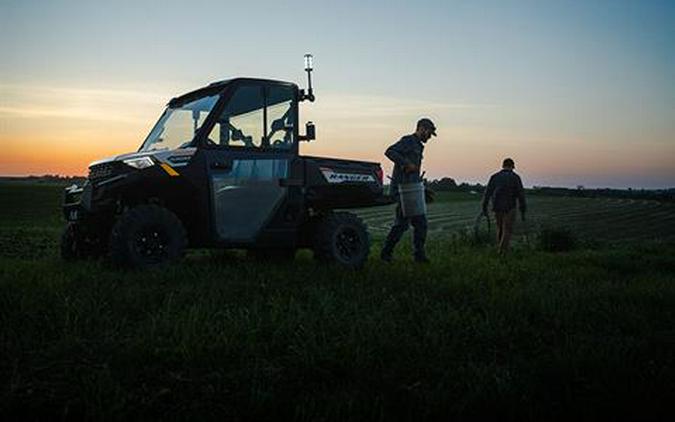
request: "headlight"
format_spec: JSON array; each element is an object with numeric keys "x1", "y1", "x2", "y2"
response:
[{"x1": 123, "y1": 156, "x2": 155, "y2": 169}]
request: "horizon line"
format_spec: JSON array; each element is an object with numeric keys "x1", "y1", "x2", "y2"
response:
[{"x1": 1, "y1": 174, "x2": 673, "y2": 191}]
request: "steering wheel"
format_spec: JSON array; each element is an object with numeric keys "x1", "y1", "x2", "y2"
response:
[{"x1": 272, "y1": 139, "x2": 288, "y2": 148}]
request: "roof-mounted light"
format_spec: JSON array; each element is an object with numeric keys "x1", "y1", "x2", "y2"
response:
[{"x1": 301, "y1": 53, "x2": 315, "y2": 102}]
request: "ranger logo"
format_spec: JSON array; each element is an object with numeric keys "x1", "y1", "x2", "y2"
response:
[{"x1": 320, "y1": 167, "x2": 376, "y2": 184}]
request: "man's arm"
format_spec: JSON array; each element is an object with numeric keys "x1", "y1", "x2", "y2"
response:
[
  {"x1": 385, "y1": 138, "x2": 414, "y2": 170},
  {"x1": 516, "y1": 174, "x2": 527, "y2": 219},
  {"x1": 481, "y1": 175, "x2": 495, "y2": 214}
]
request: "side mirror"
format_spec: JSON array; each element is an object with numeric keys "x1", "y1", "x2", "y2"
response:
[
  {"x1": 300, "y1": 121, "x2": 316, "y2": 142},
  {"x1": 306, "y1": 122, "x2": 316, "y2": 140}
]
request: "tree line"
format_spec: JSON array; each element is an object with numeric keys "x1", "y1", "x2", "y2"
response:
[{"x1": 420, "y1": 177, "x2": 674, "y2": 202}]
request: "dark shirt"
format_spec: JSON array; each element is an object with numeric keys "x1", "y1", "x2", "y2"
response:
[
  {"x1": 385, "y1": 134, "x2": 424, "y2": 194},
  {"x1": 482, "y1": 169, "x2": 527, "y2": 213}
]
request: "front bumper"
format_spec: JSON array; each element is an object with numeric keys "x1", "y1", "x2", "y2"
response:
[
  {"x1": 63, "y1": 183, "x2": 91, "y2": 221},
  {"x1": 62, "y1": 175, "x2": 126, "y2": 221}
]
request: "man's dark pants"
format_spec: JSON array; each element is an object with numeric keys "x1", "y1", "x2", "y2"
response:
[
  {"x1": 494, "y1": 208, "x2": 516, "y2": 254},
  {"x1": 382, "y1": 204, "x2": 428, "y2": 259}
]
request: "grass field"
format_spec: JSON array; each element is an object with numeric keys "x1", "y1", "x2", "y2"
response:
[
  {"x1": 357, "y1": 192, "x2": 675, "y2": 244},
  {"x1": 1, "y1": 182, "x2": 674, "y2": 420}
]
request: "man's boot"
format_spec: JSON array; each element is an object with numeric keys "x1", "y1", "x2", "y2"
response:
[
  {"x1": 380, "y1": 236, "x2": 396, "y2": 262},
  {"x1": 381, "y1": 207, "x2": 408, "y2": 263},
  {"x1": 412, "y1": 215, "x2": 429, "y2": 263},
  {"x1": 380, "y1": 248, "x2": 393, "y2": 263},
  {"x1": 414, "y1": 252, "x2": 430, "y2": 264}
]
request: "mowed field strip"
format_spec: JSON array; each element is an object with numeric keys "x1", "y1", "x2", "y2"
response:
[
  {"x1": 357, "y1": 195, "x2": 675, "y2": 243},
  {"x1": 1, "y1": 183, "x2": 674, "y2": 251}
]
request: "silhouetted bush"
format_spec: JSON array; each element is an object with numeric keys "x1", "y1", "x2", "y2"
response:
[{"x1": 450, "y1": 217, "x2": 493, "y2": 249}]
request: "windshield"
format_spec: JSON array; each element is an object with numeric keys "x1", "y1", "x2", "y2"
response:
[{"x1": 139, "y1": 95, "x2": 219, "y2": 152}]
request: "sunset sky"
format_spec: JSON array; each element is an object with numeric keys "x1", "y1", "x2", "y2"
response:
[{"x1": 1, "y1": 0, "x2": 673, "y2": 188}]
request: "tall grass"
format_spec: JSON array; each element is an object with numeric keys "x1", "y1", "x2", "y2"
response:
[
  {"x1": 1, "y1": 183, "x2": 674, "y2": 420},
  {"x1": 2, "y1": 242, "x2": 674, "y2": 420}
]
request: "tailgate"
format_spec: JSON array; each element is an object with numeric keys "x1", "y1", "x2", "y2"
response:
[{"x1": 302, "y1": 156, "x2": 389, "y2": 209}]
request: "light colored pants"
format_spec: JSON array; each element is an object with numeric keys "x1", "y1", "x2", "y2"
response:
[{"x1": 494, "y1": 209, "x2": 516, "y2": 253}]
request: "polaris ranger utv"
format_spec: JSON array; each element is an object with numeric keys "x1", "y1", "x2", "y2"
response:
[{"x1": 61, "y1": 55, "x2": 390, "y2": 269}]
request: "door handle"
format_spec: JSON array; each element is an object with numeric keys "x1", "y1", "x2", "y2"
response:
[{"x1": 210, "y1": 160, "x2": 232, "y2": 170}]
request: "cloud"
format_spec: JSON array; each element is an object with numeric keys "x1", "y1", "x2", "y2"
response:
[
  {"x1": 0, "y1": 84, "x2": 167, "y2": 104},
  {"x1": 0, "y1": 83, "x2": 167, "y2": 124},
  {"x1": 0, "y1": 106, "x2": 147, "y2": 123},
  {"x1": 307, "y1": 92, "x2": 499, "y2": 121}
]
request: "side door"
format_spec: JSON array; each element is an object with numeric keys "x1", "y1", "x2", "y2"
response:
[{"x1": 205, "y1": 83, "x2": 299, "y2": 244}]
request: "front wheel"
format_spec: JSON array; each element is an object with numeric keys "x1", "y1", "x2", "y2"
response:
[
  {"x1": 312, "y1": 212, "x2": 370, "y2": 269},
  {"x1": 109, "y1": 205, "x2": 187, "y2": 269},
  {"x1": 60, "y1": 222, "x2": 105, "y2": 261}
]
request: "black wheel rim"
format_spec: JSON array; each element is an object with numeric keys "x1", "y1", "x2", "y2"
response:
[
  {"x1": 335, "y1": 226, "x2": 363, "y2": 263},
  {"x1": 133, "y1": 226, "x2": 169, "y2": 263}
]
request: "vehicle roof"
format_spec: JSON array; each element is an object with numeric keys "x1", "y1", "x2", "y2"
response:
[{"x1": 169, "y1": 77, "x2": 298, "y2": 107}]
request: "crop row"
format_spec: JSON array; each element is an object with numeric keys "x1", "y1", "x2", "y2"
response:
[{"x1": 357, "y1": 198, "x2": 675, "y2": 242}]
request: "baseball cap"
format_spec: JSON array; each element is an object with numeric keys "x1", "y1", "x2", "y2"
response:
[{"x1": 417, "y1": 118, "x2": 437, "y2": 136}]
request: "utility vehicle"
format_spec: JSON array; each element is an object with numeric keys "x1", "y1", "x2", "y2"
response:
[{"x1": 61, "y1": 55, "x2": 390, "y2": 268}]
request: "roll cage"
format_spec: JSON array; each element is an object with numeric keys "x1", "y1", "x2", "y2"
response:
[{"x1": 160, "y1": 78, "x2": 301, "y2": 155}]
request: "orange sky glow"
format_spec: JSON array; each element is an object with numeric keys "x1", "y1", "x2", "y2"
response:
[
  {"x1": 1, "y1": 1, "x2": 674, "y2": 189},
  {"x1": 2, "y1": 84, "x2": 673, "y2": 188}
]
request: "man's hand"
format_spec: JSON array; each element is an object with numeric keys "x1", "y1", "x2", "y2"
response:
[
  {"x1": 403, "y1": 163, "x2": 418, "y2": 173},
  {"x1": 424, "y1": 187, "x2": 435, "y2": 204}
]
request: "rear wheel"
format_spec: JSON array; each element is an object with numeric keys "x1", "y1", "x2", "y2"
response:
[
  {"x1": 312, "y1": 212, "x2": 370, "y2": 269},
  {"x1": 109, "y1": 205, "x2": 187, "y2": 269}
]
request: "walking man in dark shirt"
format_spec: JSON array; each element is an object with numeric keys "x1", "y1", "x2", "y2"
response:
[
  {"x1": 481, "y1": 158, "x2": 527, "y2": 254},
  {"x1": 381, "y1": 118, "x2": 436, "y2": 263}
]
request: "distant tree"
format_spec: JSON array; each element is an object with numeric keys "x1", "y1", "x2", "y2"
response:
[
  {"x1": 427, "y1": 177, "x2": 458, "y2": 191},
  {"x1": 457, "y1": 182, "x2": 485, "y2": 193}
]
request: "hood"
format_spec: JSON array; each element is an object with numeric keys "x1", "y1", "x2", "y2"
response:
[
  {"x1": 88, "y1": 148, "x2": 197, "y2": 168},
  {"x1": 88, "y1": 151, "x2": 156, "y2": 168}
]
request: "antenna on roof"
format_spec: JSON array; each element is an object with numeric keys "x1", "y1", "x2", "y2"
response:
[{"x1": 300, "y1": 53, "x2": 315, "y2": 102}]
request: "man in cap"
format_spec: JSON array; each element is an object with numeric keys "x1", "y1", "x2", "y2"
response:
[
  {"x1": 481, "y1": 158, "x2": 527, "y2": 254},
  {"x1": 380, "y1": 118, "x2": 437, "y2": 263}
]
